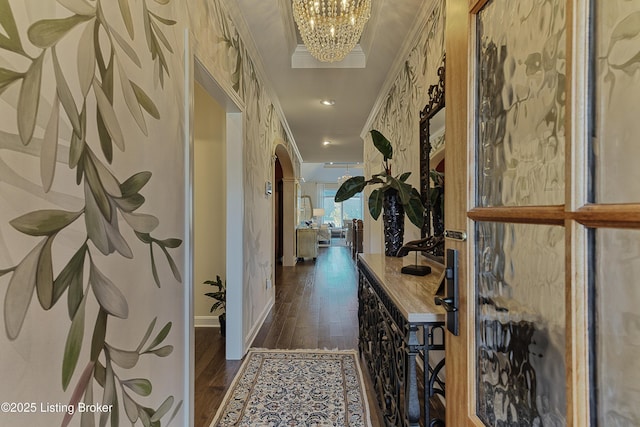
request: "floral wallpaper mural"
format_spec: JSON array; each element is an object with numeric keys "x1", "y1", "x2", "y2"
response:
[
  {"x1": 368, "y1": 0, "x2": 445, "y2": 247},
  {"x1": 0, "y1": 0, "x2": 186, "y2": 425}
]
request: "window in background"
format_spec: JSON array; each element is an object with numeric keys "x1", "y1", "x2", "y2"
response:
[{"x1": 322, "y1": 187, "x2": 362, "y2": 226}]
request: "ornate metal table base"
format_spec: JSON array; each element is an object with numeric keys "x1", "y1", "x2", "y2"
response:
[{"x1": 358, "y1": 260, "x2": 446, "y2": 427}]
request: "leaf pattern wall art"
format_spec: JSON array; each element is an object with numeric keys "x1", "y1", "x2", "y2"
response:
[
  {"x1": 189, "y1": 0, "x2": 301, "y2": 339},
  {"x1": 369, "y1": 0, "x2": 445, "y2": 246},
  {"x1": 1, "y1": 0, "x2": 304, "y2": 423},
  {"x1": 0, "y1": 0, "x2": 185, "y2": 425}
]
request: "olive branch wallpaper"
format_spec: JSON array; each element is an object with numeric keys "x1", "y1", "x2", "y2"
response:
[
  {"x1": 367, "y1": 0, "x2": 445, "y2": 249},
  {"x1": 0, "y1": 0, "x2": 186, "y2": 425},
  {"x1": 188, "y1": 0, "x2": 300, "y2": 342},
  {"x1": 1, "y1": 0, "x2": 302, "y2": 424}
]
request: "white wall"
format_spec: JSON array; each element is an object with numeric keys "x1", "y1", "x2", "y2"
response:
[{"x1": 194, "y1": 83, "x2": 226, "y2": 325}]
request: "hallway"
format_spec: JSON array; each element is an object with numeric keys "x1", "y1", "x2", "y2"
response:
[{"x1": 194, "y1": 244, "x2": 365, "y2": 426}]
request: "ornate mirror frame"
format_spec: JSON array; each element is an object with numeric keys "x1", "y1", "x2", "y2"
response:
[{"x1": 419, "y1": 55, "x2": 445, "y2": 258}]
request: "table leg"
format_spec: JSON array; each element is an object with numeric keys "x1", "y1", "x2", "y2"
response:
[{"x1": 407, "y1": 325, "x2": 421, "y2": 426}]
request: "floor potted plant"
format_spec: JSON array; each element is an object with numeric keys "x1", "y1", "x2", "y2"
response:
[
  {"x1": 204, "y1": 276, "x2": 226, "y2": 337},
  {"x1": 335, "y1": 129, "x2": 425, "y2": 256}
]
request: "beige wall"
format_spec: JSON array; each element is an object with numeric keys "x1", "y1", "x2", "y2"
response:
[{"x1": 194, "y1": 82, "x2": 227, "y2": 323}]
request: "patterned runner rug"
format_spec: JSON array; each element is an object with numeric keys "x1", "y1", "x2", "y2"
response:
[{"x1": 210, "y1": 349, "x2": 372, "y2": 426}]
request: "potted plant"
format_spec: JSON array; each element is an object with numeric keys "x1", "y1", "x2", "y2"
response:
[
  {"x1": 428, "y1": 169, "x2": 444, "y2": 236},
  {"x1": 204, "y1": 276, "x2": 226, "y2": 337},
  {"x1": 335, "y1": 129, "x2": 425, "y2": 256}
]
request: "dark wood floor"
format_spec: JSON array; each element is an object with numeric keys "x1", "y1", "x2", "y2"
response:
[{"x1": 194, "y1": 243, "x2": 385, "y2": 427}]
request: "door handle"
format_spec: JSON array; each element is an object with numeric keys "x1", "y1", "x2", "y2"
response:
[
  {"x1": 434, "y1": 296, "x2": 457, "y2": 313},
  {"x1": 434, "y1": 249, "x2": 459, "y2": 336}
]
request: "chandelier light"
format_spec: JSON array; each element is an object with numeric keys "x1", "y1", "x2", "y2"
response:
[
  {"x1": 337, "y1": 163, "x2": 353, "y2": 184},
  {"x1": 292, "y1": 0, "x2": 372, "y2": 63}
]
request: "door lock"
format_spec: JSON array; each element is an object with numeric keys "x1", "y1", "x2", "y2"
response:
[{"x1": 434, "y1": 248, "x2": 459, "y2": 336}]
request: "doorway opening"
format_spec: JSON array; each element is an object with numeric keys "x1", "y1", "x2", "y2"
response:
[
  {"x1": 273, "y1": 144, "x2": 296, "y2": 268},
  {"x1": 275, "y1": 157, "x2": 284, "y2": 264},
  {"x1": 193, "y1": 58, "x2": 244, "y2": 360}
]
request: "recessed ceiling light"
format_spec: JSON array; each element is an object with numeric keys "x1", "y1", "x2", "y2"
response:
[
  {"x1": 320, "y1": 99, "x2": 335, "y2": 106},
  {"x1": 323, "y1": 140, "x2": 331, "y2": 145}
]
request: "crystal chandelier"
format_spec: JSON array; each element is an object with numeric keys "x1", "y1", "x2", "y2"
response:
[
  {"x1": 292, "y1": 0, "x2": 372, "y2": 63},
  {"x1": 337, "y1": 163, "x2": 353, "y2": 184}
]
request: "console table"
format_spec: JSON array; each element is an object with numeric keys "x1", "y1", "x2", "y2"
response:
[
  {"x1": 357, "y1": 254, "x2": 446, "y2": 427},
  {"x1": 296, "y1": 228, "x2": 318, "y2": 260}
]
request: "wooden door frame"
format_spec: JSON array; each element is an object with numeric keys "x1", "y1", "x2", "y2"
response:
[{"x1": 444, "y1": 0, "x2": 474, "y2": 424}]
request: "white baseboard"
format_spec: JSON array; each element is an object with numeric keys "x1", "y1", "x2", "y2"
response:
[
  {"x1": 194, "y1": 296, "x2": 273, "y2": 354},
  {"x1": 244, "y1": 295, "x2": 274, "y2": 351},
  {"x1": 195, "y1": 315, "x2": 219, "y2": 328}
]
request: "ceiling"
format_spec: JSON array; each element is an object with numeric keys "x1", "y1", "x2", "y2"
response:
[{"x1": 231, "y1": 0, "x2": 429, "y2": 182}]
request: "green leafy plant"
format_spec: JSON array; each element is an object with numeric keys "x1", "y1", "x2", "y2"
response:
[
  {"x1": 204, "y1": 276, "x2": 226, "y2": 320},
  {"x1": 335, "y1": 129, "x2": 425, "y2": 228},
  {"x1": 204, "y1": 276, "x2": 226, "y2": 336},
  {"x1": 429, "y1": 169, "x2": 444, "y2": 222}
]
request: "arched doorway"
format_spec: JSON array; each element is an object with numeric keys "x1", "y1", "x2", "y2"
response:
[
  {"x1": 275, "y1": 157, "x2": 284, "y2": 263},
  {"x1": 273, "y1": 143, "x2": 296, "y2": 269}
]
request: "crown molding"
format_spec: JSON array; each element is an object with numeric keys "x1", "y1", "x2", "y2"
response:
[
  {"x1": 220, "y1": 0, "x2": 304, "y2": 165},
  {"x1": 291, "y1": 45, "x2": 366, "y2": 68},
  {"x1": 359, "y1": 0, "x2": 439, "y2": 140}
]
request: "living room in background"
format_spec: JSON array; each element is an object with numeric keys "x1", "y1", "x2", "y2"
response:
[{"x1": 322, "y1": 185, "x2": 362, "y2": 227}]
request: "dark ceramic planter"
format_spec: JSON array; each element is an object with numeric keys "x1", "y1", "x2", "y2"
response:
[
  {"x1": 382, "y1": 189, "x2": 404, "y2": 256},
  {"x1": 219, "y1": 316, "x2": 226, "y2": 337}
]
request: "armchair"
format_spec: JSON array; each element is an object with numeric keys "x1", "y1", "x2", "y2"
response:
[{"x1": 317, "y1": 225, "x2": 331, "y2": 246}]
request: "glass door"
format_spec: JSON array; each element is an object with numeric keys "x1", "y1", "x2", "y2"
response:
[{"x1": 445, "y1": 0, "x2": 640, "y2": 425}]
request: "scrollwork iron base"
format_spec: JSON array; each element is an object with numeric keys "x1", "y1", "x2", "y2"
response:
[{"x1": 358, "y1": 260, "x2": 446, "y2": 427}]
